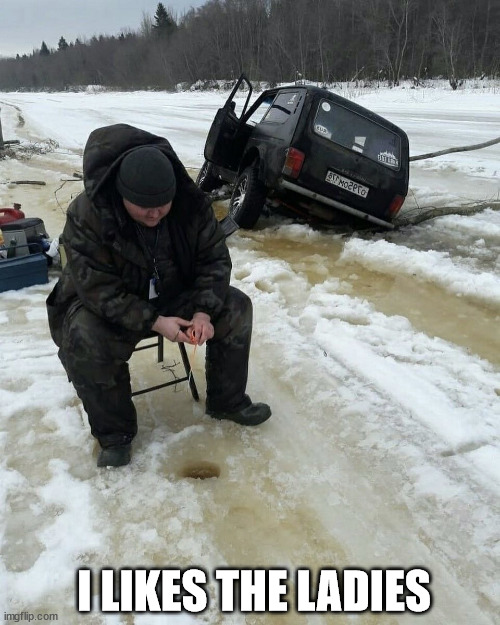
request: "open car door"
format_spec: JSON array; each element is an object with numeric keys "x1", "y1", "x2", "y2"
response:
[{"x1": 204, "y1": 74, "x2": 253, "y2": 170}]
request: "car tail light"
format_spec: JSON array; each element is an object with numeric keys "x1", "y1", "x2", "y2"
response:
[
  {"x1": 388, "y1": 194, "x2": 405, "y2": 217},
  {"x1": 282, "y1": 148, "x2": 305, "y2": 179}
]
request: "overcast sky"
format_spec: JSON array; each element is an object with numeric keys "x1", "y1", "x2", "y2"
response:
[{"x1": 0, "y1": 0, "x2": 207, "y2": 57}]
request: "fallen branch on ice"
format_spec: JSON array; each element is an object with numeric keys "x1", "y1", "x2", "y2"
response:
[
  {"x1": 394, "y1": 200, "x2": 500, "y2": 227},
  {"x1": 410, "y1": 136, "x2": 500, "y2": 161},
  {"x1": 0, "y1": 179, "x2": 46, "y2": 185}
]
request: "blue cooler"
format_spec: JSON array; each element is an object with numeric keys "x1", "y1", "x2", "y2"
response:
[{"x1": 0, "y1": 245, "x2": 49, "y2": 293}]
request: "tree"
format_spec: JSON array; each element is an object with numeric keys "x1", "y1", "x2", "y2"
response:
[
  {"x1": 140, "y1": 12, "x2": 154, "y2": 38},
  {"x1": 433, "y1": 0, "x2": 464, "y2": 89},
  {"x1": 386, "y1": 0, "x2": 414, "y2": 85},
  {"x1": 58, "y1": 37, "x2": 69, "y2": 52},
  {"x1": 40, "y1": 41, "x2": 50, "y2": 56},
  {"x1": 153, "y1": 3, "x2": 177, "y2": 37}
]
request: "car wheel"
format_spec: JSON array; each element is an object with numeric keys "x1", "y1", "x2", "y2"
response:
[
  {"x1": 229, "y1": 165, "x2": 267, "y2": 229},
  {"x1": 196, "y1": 160, "x2": 221, "y2": 192}
]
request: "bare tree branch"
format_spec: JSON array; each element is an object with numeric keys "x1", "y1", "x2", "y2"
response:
[
  {"x1": 395, "y1": 201, "x2": 500, "y2": 226},
  {"x1": 0, "y1": 180, "x2": 46, "y2": 185},
  {"x1": 410, "y1": 136, "x2": 500, "y2": 161}
]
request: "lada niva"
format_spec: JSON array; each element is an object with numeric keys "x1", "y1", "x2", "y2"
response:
[{"x1": 197, "y1": 74, "x2": 409, "y2": 230}]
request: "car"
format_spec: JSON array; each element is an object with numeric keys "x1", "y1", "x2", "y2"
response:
[{"x1": 197, "y1": 74, "x2": 409, "y2": 231}]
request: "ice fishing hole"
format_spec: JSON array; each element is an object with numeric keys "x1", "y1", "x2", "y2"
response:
[{"x1": 181, "y1": 461, "x2": 220, "y2": 480}]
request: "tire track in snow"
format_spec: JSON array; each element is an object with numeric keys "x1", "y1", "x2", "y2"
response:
[{"x1": 227, "y1": 237, "x2": 499, "y2": 623}]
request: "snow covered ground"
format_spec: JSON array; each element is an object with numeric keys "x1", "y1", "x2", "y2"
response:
[{"x1": 0, "y1": 83, "x2": 499, "y2": 624}]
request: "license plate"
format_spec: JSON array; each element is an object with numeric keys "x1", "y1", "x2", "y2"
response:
[{"x1": 325, "y1": 171, "x2": 369, "y2": 198}]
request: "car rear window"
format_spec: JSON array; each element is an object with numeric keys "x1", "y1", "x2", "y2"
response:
[
  {"x1": 262, "y1": 91, "x2": 301, "y2": 124},
  {"x1": 313, "y1": 99, "x2": 401, "y2": 170}
]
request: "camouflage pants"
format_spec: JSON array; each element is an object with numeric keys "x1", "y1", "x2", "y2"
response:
[{"x1": 58, "y1": 286, "x2": 253, "y2": 448}]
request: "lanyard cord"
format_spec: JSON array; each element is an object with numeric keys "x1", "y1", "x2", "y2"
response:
[{"x1": 135, "y1": 223, "x2": 161, "y2": 280}]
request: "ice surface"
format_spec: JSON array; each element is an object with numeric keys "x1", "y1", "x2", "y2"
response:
[{"x1": 0, "y1": 82, "x2": 499, "y2": 624}]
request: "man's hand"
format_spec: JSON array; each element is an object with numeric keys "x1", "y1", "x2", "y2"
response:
[
  {"x1": 152, "y1": 316, "x2": 193, "y2": 343},
  {"x1": 190, "y1": 312, "x2": 214, "y2": 346}
]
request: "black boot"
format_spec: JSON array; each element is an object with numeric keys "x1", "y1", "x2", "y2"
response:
[
  {"x1": 97, "y1": 444, "x2": 132, "y2": 468},
  {"x1": 207, "y1": 402, "x2": 272, "y2": 426}
]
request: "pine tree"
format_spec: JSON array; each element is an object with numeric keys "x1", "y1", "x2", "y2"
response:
[
  {"x1": 40, "y1": 41, "x2": 50, "y2": 56},
  {"x1": 153, "y1": 3, "x2": 176, "y2": 37},
  {"x1": 58, "y1": 37, "x2": 69, "y2": 51}
]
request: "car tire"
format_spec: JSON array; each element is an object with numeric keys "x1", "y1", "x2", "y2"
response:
[
  {"x1": 229, "y1": 165, "x2": 267, "y2": 229},
  {"x1": 196, "y1": 160, "x2": 221, "y2": 192}
]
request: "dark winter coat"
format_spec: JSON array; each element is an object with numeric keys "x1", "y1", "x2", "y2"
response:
[{"x1": 47, "y1": 124, "x2": 231, "y2": 347}]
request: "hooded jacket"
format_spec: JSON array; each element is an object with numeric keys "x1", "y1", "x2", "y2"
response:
[{"x1": 47, "y1": 124, "x2": 231, "y2": 346}]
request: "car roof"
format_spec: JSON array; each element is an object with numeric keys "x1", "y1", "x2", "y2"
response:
[{"x1": 262, "y1": 84, "x2": 408, "y2": 138}]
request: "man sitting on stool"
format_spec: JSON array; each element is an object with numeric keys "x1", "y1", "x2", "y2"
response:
[{"x1": 46, "y1": 124, "x2": 271, "y2": 468}]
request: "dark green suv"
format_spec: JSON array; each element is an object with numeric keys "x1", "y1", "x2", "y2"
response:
[{"x1": 197, "y1": 74, "x2": 409, "y2": 230}]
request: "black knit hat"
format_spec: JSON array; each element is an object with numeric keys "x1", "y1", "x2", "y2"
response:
[{"x1": 116, "y1": 147, "x2": 176, "y2": 207}]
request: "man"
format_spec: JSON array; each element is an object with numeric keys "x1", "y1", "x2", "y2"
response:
[{"x1": 47, "y1": 123, "x2": 271, "y2": 468}]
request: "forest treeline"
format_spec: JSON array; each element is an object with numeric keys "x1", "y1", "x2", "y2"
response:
[{"x1": 0, "y1": 0, "x2": 498, "y2": 92}]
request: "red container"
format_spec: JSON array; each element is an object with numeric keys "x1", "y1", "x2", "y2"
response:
[{"x1": 0, "y1": 206, "x2": 25, "y2": 225}]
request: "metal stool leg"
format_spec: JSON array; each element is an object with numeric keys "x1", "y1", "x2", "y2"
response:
[
  {"x1": 178, "y1": 342, "x2": 200, "y2": 401},
  {"x1": 131, "y1": 333, "x2": 199, "y2": 400},
  {"x1": 157, "y1": 334, "x2": 164, "y2": 362}
]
